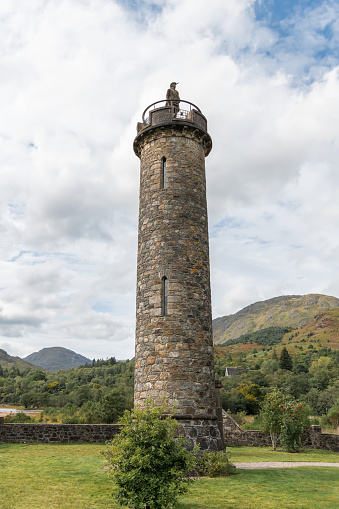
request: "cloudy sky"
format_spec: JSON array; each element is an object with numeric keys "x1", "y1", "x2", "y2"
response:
[{"x1": 1, "y1": 0, "x2": 339, "y2": 361}]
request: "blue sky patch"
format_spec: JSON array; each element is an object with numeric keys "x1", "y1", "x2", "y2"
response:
[
  {"x1": 254, "y1": 0, "x2": 323, "y2": 27},
  {"x1": 91, "y1": 302, "x2": 113, "y2": 313},
  {"x1": 253, "y1": 0, "x2": 339, "y2": 79},
  {"x1": 116, "y1": 0, "x2": 162, "y2": 17}
]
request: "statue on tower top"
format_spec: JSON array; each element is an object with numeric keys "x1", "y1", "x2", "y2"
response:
[{"x1": 166, "y1": 82, "x2": 180, "y2": 114}]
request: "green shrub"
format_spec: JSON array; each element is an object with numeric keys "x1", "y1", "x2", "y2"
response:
[
  {"x1": 60, "y1": 415, "x2": 81, "y2": 424},
  {"x1": 4, "y1": 412, "x2": 33, "y2": 423},
  {"x1": 43, "y1": 407, "x2": 59, "y2": 416},
  {"x1": 199, "y1": 451, "x2": 236, "y2": 477},
  {"x1": 103, "y1": 399, "x2": 197, "y2": 509},
  {"x1": 60, "y1": 403, "x2": 79, "y2": 423},
  {"x1": 280, "y1": 402, "x2": 310, "y2": 452}
]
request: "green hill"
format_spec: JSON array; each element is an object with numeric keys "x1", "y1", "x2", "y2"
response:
[
  {"x1": 0, "y1": 349, "x2": 37, "y2": 371},
  {"x1": 212, "y1": 293, "x2": 339, "y2": 344},
  {"x1": 214, "y1": 307, "x2": 339, "y2": 369},
  {"x1": 24, "y1": 347, "x2": 92, "y2": 372}
]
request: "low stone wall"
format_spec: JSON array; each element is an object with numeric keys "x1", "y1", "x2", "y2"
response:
[
  {"x1": 0, "y1": 423, "x2": 121, "y2": 443},
  {"x1": 225, "y1": 430, "x2": 272, "y2": 448},
  {"x1": 303, "y1": 430, "x2": 339, "y2": 452},
  {"x1": 224, "y1": 427, "x2": 339, "y2": 452},
  {"x1": 1, "y1": 422, "x2": 338, "y2": 452}
]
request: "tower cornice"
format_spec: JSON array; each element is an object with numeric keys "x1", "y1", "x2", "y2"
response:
[{"x1": 133, "y1": 123, "x2": 212, "y2": 158}]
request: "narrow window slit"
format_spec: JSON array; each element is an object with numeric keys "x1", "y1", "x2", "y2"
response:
[
  {"x1": 162, "y1": 276, "x2": 168, "y2": 315},
  {"x1": 161, "y1": 157, "x2": 167, "y2": 188}
]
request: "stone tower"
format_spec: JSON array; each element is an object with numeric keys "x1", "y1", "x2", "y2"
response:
[{"x1": 133, "y1": 86, "x2": 223, "y2": 451}]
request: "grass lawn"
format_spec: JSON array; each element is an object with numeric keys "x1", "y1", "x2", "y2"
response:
[
  {"x1": 0, "y1": 443, "x2": 338, "y2": 509},
  {"x1": 177, "y1": 468, "x2": 339, "y2": 509},
  {"x1": 0, "y1": 443, "x2": 113, "y2": 509},
  {"x1": 227, "y1": 445, "x2": 339, "y2": 463}
]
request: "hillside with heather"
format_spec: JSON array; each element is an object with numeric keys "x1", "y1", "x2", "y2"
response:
[
  {"x1": 215, "y1": 307, "x2": 339, "y2": 359},
  {"x1": 212, "y1": 294, "x2": 339, "y2": 344}
]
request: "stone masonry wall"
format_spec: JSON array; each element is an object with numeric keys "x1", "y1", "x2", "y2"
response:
[
  {"x1": 224, "y1": 428, "x2": 339, "y2": 452},
  {"x1": 0, "y1": 423, "x2": 120, "y2": 443},
  {"x1": 133, "y1": 124, "x2": 216, "y2": 419},
  {"x1": 176, "y1": 417, "x2": 224, "y2": 452},
  {"x1": 1, "y1": 423, "x2": 337, "y2": 451}
]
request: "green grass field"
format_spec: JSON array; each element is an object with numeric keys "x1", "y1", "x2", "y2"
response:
[
  {"x1": 0, "y1": 443, "x2": 338, "y2": 509},
  {"x1": 227, "y1": 445, "x2": 339, "y2": 463}
]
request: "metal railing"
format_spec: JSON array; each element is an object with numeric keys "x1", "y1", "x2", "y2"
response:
[{"x1": 142, "y1": 99, "x2": 202, "y2": 125}]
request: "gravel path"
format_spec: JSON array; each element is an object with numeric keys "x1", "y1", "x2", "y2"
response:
[{"x1": 234, "y1": 462, "x2": 339, "y2": 469}]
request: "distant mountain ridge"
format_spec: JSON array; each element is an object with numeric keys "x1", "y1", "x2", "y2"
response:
[
  {"x1": 0, "y1": 349, "x2": 37, "y2": 371},
  {"x1": 24, "y1": 347, "x2": 92, "y2": 372},
  {"x1": 212, "y1": 293, "x2": 339, "y2": 344},
  {"x1": 3, "y1": 293, "x2": 339, "y2": 371}
]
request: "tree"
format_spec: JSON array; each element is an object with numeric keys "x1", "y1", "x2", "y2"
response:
[
  {"x1": 104, "y1": 400, "x2": 196, "y2": 509},
  {"x1": 322, "y1": 404, "x2": 339, "y2": 430},
  {"x1": 260, "y1": 391, "x2": 286, "y2": 450},
  {"x1": 237, "y1": 383, "x2": 263, "y2": 414},
  {"x1": 309, "y1": 356, "x2": 333, "y2": 389},
  {"x1": 21, "y1": 393, "x2": 35, "y2": 409},
  {"x1": 279, "y1": 347, "x2": 293, "y2": 371},
  {"x1": 260, "y1": 358, "x2": 279, "y2": 375},
  {"x1": 99, "y1": 388, "x2": 128, "y2": 423}
]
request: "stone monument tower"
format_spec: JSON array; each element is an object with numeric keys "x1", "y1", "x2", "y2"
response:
[{"x1": 133, "y1": 84, "x2": 223, "y2": 451}]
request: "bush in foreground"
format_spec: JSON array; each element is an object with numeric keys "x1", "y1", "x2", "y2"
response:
[
  {"x1": 103, "y1": 400, "x2": 197, "y2": 509},
  {"x1": 199, "y1": 450, "x2": 236, "y2": 477}
]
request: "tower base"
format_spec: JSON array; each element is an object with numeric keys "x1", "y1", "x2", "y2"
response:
[{"x1": 175, "y1": 415, "x2": 225, "y2": 452}]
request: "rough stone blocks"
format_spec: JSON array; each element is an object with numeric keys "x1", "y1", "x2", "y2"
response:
[{"x1": 133, "y1": 109, "x2": 222, "y2": 450}]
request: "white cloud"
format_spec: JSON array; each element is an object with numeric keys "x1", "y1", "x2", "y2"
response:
[{"x1": 0, "y1": 0, "x2": 339, "y2": 359}]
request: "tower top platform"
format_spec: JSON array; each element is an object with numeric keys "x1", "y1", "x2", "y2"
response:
[{"x1": 134, "y1": 99, "x2": 212, "y2": 157}]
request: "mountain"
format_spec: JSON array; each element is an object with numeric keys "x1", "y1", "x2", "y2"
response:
[
  {"x1": 0, "y1": 349, "x2": 37, "y2": 371},
  {"x1": 212, "y1": 293, "x2": 339, "y2": 344},
  {"x1": 24, "y1": 347, "x2": 92, "y2": 372},
  {"x1": 214, "y1": 307, "x2": 339, "y2": 365}
]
